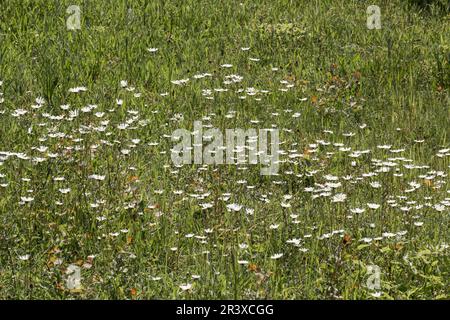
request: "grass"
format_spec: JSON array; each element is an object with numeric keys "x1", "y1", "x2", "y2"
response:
[{"x1": 0, "y1": 0, "x2": 449, "y2": 299}]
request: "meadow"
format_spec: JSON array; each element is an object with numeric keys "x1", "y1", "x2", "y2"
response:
[{"x1": 0, "y1": 0, "x2": 449, "y2": 299}]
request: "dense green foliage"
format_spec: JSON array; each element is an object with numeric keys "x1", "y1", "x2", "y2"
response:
[{"x1": 0, "y1": 0, "x2": 448, "y2": 299}]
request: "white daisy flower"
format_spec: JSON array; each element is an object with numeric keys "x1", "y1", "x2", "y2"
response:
[
  {"x1": 270, "y1": 253, "x2": 283, "y2": 260},
  {"x1": 179, "y1": 283, "x2": 192, "y2": 291}
]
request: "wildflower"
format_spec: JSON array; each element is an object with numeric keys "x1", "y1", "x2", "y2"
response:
[
  {"x1": 68, "y1": 86, "x2": 87, "y2": 93},
  {"x1": 88, "y1": 174, "x2": 106, "y2": 181},
  {"x1": 226, "y1": 203, "x2": 242, "y2": 212},
  {"x1": 20, "y1": 196, "x2": 34, "y2": 203},
  {"x1": 179, "y1": 283, "x2": 192, "y2": 291},
  {"x1": 332, "y1": 193, "x2": 347, "y2": 203},
  {"x1": 270, "y1": 253, "x2": 283, "y2": 260},
  {"x1": 371, "y1": 292, "x2": 382, "y2": 298},
  {"x1": 171, "y1": 78, "x2": 189, "y2": 85}
]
